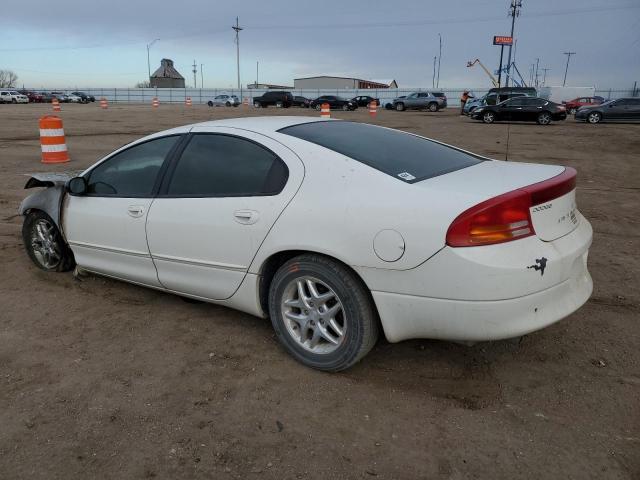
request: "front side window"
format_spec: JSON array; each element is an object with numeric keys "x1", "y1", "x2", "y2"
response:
[
  {"x1": 166, "y1": 134, "x2": 288, "y2": 197},
  {"x1": 87, "y1": 136, "x2": 179, "y2": 196}
]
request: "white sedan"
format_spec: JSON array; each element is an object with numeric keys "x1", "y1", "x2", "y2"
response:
[{"x1": 19, "y1": 117, "x2": 593, "y2": 371}]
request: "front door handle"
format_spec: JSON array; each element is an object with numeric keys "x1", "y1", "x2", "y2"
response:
[
  {"x1": 127, "y1": 205, "x2": 145, "y2": 218},
  {"x1": 234, "y1": 209, "x2": 259, "y2": 225}
]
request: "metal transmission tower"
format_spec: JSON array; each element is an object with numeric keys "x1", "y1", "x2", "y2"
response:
[
  {"x1": 232, "y1": 17, "x2": 243, "y2": 90},
  {"x1": 192, "y1": 60, "x2": 197, "y2": 88},
  {"x1": 505, "y1": 0, "x2": 522, "y2": 87},
  {"x1": 563, "y1": 52, "x2": 576, "y2": 87}
]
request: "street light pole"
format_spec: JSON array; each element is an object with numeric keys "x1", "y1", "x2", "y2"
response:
[
  {"x1": 146, "y1": 38, "x2": 160, "y2": 83},
  {"x1": 562, "y1": 52, "x2": 576, "y2": 87}
]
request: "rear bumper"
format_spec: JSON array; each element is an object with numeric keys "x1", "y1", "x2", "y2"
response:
[{"x1": 363, "y1": 215, "x2": 593, "y2": 342}]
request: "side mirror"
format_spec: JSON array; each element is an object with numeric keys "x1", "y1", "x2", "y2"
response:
[{"x1": 67, "y1": 176, "x2": 88, "y2": 195}]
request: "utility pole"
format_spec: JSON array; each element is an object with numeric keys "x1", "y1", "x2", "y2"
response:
[
  {"x1": 562, "y1": 52, "x2": 576, "y2": 87},
  {"x1": 192, "y1": 60, "x2": 197, "y2": 88},
  {"x1": 436, "y1": 33, "x2": 442, "y2": 88},
  {"x1": 146, "y1": 38, "x2": 160, "y2": 82},
  {"x1": 541, "y1": 68, "x2": 550, "y2": 86},
  {"x1": 534, "y1": 57, "x2": 540, "y2": 87},
  {"x1": 432, "y1": 56, "x2": 437, "y2": 88},
  {"x1": 505, "y1": 0, "x2": 522, "y2": 88},
  {"x1": 200, "y1": 64, "x2": 204, "y2": 88},
  {"x1": 256, "y1": 61, "x2": 259, "y2": 86},
  {"x1": 232, "y1": 17, "x2": 243, "y2": 90}
]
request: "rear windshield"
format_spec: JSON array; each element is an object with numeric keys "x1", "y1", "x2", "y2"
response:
[
  {"x1": 432, "y1": 92, "x2": 446, "y2": 97},
  {"x1": 279, "y1": 121, "x2": 483, "y2": 183}
]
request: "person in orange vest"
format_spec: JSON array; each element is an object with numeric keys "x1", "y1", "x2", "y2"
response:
[{"x1": 460, "y1": 90, "x2": 474, "y2": 115}]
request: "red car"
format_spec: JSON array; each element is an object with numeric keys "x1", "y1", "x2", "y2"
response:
[
  {"x1": 563, "y1": 96, "x2": 605, "y2": 115},
  {"x1": 19, "y1": 90, "x2": 44, "y2": 103}
]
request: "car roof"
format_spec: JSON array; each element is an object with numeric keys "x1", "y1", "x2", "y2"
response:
[{"x1": 184, "y1": 116, "x2": 332, "y2": 134}]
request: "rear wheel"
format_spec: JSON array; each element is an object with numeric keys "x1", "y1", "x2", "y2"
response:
[
  {"x1": 225, "y1": 101, "x2": 231, "y2": 107},
  {"x1": 254, "y1": 101, "x2": 262, "y2": 108},
  {"x1": 537, "y1": 112, "x2": 552, "y2": 125},
  {"x1": 342, "y1": 104, "x2": 349, "y2": 111},
  {"x1": 275, "y1": 101, "x2": 283, "y2": 108},
  {"x1": 207, "y1": 101, "x2": 213, "y2": 107},
  {"x1": 395, "y1": 102, "x2": 405, "y2": 111},
  {"x1": 314, "y1": 104, "x2": 322, "y2": 111},
  {"x1": 268, "y1": 255, "x2": 378, "y2": 371},
  {"x1": 587, "y1": 112, "x2": 602, "y2": 124},
  {"x1": 22, "y1": 211, "x2": 74, "y2": 272},
  {"x1": 428, "y1": 102, "x2": 438, "y2": 112},
  {"x1": 482, "y1": 111, "x2": 496, "y2": 124},
  {"x1": 569, "y1": 107, "x2": 577, "y2": 115}
]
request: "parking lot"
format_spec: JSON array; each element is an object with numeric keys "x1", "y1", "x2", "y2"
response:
[{"x1": 0, "y1": 103, "x2": 638, "y2": 479}]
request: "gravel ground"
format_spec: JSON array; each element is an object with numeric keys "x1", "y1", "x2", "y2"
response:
[{"x1": 0, "y1": 103, "x2": 638, "y2": 479}]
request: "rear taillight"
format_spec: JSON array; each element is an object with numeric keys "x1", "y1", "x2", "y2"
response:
[{"x1": 446, "y1": 167, "x2": 576, "y2": 247}]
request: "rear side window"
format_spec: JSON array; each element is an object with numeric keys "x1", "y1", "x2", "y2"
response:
[
  {"x1": 280, "y1": 121, "x2": 482, "y2": 183},
  {"x1": 166, "y1": 134, "x2": 288, "y2": 197}
]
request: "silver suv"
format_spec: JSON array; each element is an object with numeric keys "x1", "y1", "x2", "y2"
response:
[
  {"x1": 207, "y1": 94, "x2": 240, "y2": 107},
  {"x1": 393, "y1": 92, "x2": 445, "y2": 112}
]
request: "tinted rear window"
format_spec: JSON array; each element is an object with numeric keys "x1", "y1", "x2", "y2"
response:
[
  {"x1": 279, "y1": 121, "x2": 482, "y2": 183},
  {"x1": 432, "y1": 92, "x2": 446, "y2": 97}
]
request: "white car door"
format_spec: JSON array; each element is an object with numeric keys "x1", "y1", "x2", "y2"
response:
[
  {"x1": 63, "y1": 135, "x2": 182, "y2": 286},
  {"x1": 146, "y1": 127, "x2": 304, "y2": 300}
]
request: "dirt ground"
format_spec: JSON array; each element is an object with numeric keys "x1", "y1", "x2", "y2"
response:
[{"x1": 0, "y1": 103, "x2": 638, "y2": 480}]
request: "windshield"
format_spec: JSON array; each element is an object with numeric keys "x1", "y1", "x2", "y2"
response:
[{"x1": 279, "y1": 121, "x2": 482, "y2": 184}]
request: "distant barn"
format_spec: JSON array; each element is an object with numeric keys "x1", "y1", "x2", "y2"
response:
[{"x1": 150, "y1": 59, "x2": 185, "y2": 88}]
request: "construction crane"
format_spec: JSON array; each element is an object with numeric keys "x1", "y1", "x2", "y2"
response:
[{"x1": 466, "y1": 59, "x2": 499, "y2": 87}]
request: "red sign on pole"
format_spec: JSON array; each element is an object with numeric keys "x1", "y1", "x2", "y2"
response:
[{"x1": 493, "y1": 36, "x2": 513, "y2": 46}]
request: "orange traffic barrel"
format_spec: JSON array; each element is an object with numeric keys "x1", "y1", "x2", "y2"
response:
[
  {"x1": 243, "y1": 97, "x2": 249, "y2": 106},
  {"x1": 39, "y1": 116, "x2": 69, "y2": 164},
  {"x1": 51, "y1": 98, "x2": 61, "y2": 112},
  {"x1": 368, "y1": 100, "x2": 377, "y2": 117},
  {"x1": 152, "y1": 97, "x2": 159, "y2": 108},
  {"x1": 100, "y1": 98, "x2": 108, "y2": 109},
  {"x1": 320, "y1": 103, "x2": 330, "y2": 118},
  {"x1": 185, "y1": 97, "x2": 192, "y2": 106}
]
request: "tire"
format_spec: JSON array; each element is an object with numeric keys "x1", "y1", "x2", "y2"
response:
[
  {"x1": 537, "y1": 112, "x2": 552, "y2": 125},
  {"x1": 253, "y1": 101, "x2": 261, "y2": 108},
  {"x1": 275, "y1": 101, "x2": 283, "y2": 108},
  {"x1": 482, "y1": 111, "x2": 496, "y2": 124},
  {"x1": 569, "y1": 107, "x2": 577, "y2": 115},
  {"x1": 225, "y1": 101, "x2": 231, "y2": 107},
  {"x1": 314, "y1": 104, "x2": 322, "y2": 111},
  {"x1": 427, "y1": 102, "x2": 438, "y2": 112},
  {"x1": 268, "y1": 254, "x2": 379, "y2": 371},
  {"x1": 12, "y1": 98, "x2": 17, "y2": 104},
  {"x1": 395, "y1": 102, "x2": 405, "y2": 111},
  {"x1": 342, "y1": 104, "x2": 349, "y2": 111},
  {"x1": 207, "y1": 101, "x2": 213, "y2": 107},
  {"x1": 587, "y1": 112, "x2": 602, "y2": 124},
  {"x1": 22, "y1": 211, "x2": 75, "y2": 272}
]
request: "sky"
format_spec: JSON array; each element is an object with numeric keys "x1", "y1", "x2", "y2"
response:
[{"x1": 1, "y1": 0, "x2": 639, "y2": 90}]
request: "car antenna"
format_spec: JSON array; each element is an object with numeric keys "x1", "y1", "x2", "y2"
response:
[{"x1": 504, "y1": 123, "x2": 511, "y2": 161}]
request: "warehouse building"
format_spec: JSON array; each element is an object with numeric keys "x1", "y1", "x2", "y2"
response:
[
  {"x1": 247, "y1": 82, "x2": 294, "y2": 89},
  {"x1": 150, "y1": 59, "x2": 185, "y2": 88},
  {"x1": 294, "y1": 76, "x2": 398, "y2": 89}
]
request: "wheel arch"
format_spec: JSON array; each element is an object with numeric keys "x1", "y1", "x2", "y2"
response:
[
  {"x1": 19, "y1": 185, "x2": 67, "y2": 237},
  {"x1": 256, "y1": 249, "x2": 379, "y2": 323}
]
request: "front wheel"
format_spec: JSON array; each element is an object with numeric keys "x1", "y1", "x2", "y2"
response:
[
  {"x1": 427, "y1": 102, "x2": 438, "y2": 112},
  {"x1": 254, "y1": 101, "x2": 262, "y2": 108},
  {"x1": 587, "y1": 112, "x2": 602, "y2": 124},
  {"x1": 22, "y1": 211, "x2": 74, "y2": 272},
  {"x1": 207, "y1": 101, "x2": 213, "y2": 107},
  {"x1": 482, "y1": 111, "x2": 496, "y2": 124},
  {"x1": 275, "y1": 101, "x2": 283, "y2": 108},
  {"x1": 537, "y1": 112, "x2": 552, "y2": 125},
  {"x1": 314, "y1": 104, "x2": 322, "y2": 111},
  {"x1": 268, "y1": 254, "x2": 379, "y2": 371},
  {"x1": 395, "y1": 102, "x2": 405, "y2": 111},
  {"x1": 342, "y1": 104, "x2": 349, "y2": 111},
  {"x1": 569, "y1": 107, "x2": 577, "y2": 115}
]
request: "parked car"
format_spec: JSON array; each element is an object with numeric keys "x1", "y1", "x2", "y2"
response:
[
  {"x1": 253, "y1": 91, "x2": 293, "y2": 108},
  {"x1": 39, "y1": 92, "x2": 54, "y2": 103},
  {"x1": 393, "y1": 92, "x2": 444, "y2": 112},
  {"x1": 351, "y1": 95, "x2": 380, "y2": 107},
  {"x1": 71, "y1": 91, "x2": 95, "y2": 103},
  {"x1": 207, "y1": 94, "x2": 240, "y2": 107},
  {"x1": 66, "y1": 93, "x2": 83, "y2": 103},
  {"x1": 19, "y1": 90, "x2": 44, "y2": 103},
  {"x1": 385, "y1": 96, "x2": 404, "y2": 110},
  {"x1": 51, "y1": 92, "x2": 69, "y2": 102},
  {"x1": 464, "y1": 87, "x2": 537, "y2": 115},
  {"x1": 562, "y1": 96, "x2": 604, "y2": 115},
  {"x1": 575, "y1": 98, "x2": 640, "y2": 123},
  {"x1": 292, "y1": 96, "x2": 311, "y2": 108},
  {"x1": 19, "y1": 117, "x2": 592, "y2": 371},
  {"x1": 5, "y1": 91, "x2": 29, "y2": 104},
  {"x1": 471, "y1": 97, "x2": 567, "y2": 125},
  {"x1": 309, "y1": 95, "x2": 356, "y2": 111},
  {"x1": 0, "y1": 91, "x2": 13, "y2": 103}
]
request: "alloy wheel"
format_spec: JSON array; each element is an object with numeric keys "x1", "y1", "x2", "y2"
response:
[{"x1": 31, "y1": 218, "x2": 61, "y2": 269}]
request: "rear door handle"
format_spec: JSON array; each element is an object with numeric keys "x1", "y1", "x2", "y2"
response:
[
  {"x1": 234, "y1": 209, "x2": 259, "y2": 225},
  {"x1": 127, "y1": 205, "x2": 145, "y2": 218}
]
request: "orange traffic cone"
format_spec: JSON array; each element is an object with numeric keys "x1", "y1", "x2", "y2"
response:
[
  {"x1": 100, "y1": 98, "x2": 108, "y2": 109},
  {"x1": 152, "y1": 97, "x2": 159, "y2": 108},
  {"x1": 52, "y1": 98, "x2": 61, "y2": 112},
  {"x1": 368, "y1": 100, "x2": 378, "y2": 118},
  {"x1": 185, "y1": 97, "x2": 192, "y2": 107},
  {"x1": 320, "y1": 103, "x2": 330, "y2": 118},
  {"x1": 39, "y1": 116, "x2": 69, "y2": 164}
]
